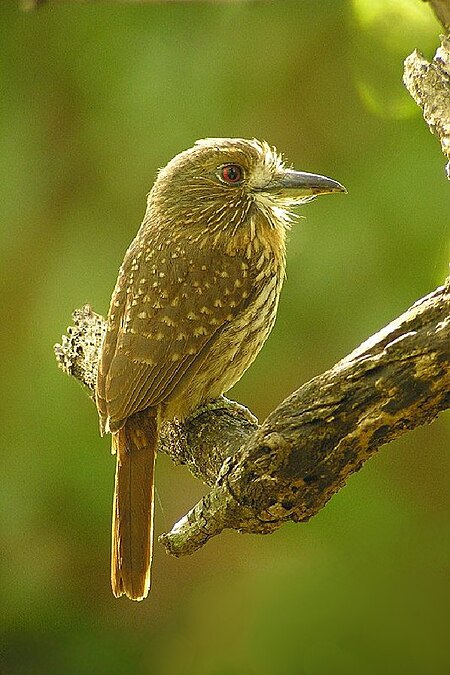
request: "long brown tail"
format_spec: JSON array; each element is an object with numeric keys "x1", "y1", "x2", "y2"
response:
[{"x1": 111, "y1": 410, "x2": 157, "y2": 601}]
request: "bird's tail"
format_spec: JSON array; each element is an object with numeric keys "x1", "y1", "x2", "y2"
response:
[{"x1": 111, "y1": 410, "x2": 157, "y2": 601}]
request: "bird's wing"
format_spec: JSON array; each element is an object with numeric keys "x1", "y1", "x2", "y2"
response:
[{"x1": 96, "y1": 242, "x2": 255, "y2": 433}]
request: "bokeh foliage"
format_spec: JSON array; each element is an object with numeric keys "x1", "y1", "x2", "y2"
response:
[{"x1": 0, "y1": 1, "x2": 449, "y2": 674}]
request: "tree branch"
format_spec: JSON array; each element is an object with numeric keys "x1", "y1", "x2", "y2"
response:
[
  {"x1": 403, "y1": 34, "x2": 450, "y2": 177},
  {"x1": 55, "y1": 278, "x2": 450, "y2": 555},
  {"x1": 161, "y1": 281, "x2": 450, "y2": 554}
]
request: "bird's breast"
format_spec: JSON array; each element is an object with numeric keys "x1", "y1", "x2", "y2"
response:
[{"x1": 164, "y1": 263, "x2": 284, "y2": 420}]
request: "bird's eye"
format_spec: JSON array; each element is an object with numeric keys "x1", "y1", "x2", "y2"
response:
[{"x1": 220, "y1": 164, "x2": 243, "y2": 185}]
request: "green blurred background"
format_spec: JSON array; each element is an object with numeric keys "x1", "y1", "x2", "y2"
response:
[{"x1": 1, "y1": 0, "x2": 449, "y2": 673}]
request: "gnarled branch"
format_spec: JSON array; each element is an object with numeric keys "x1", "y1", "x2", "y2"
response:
[
  {"x1": 55, "y1": 279, "x2": 450, "y2": 555},
  {"x1": 403, "y1": 34, "x2": 450, "y2": 177}
]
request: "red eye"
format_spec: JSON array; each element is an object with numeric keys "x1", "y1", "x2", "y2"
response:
[{"x1": 221, "y1": 164, "x2": 243, "y2": 184}]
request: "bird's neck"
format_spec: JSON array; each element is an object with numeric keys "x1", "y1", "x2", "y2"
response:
[
  {"x1": 143, "y1": 197, "x2": 288, "y2": 274},
  {"x1": 222, "y1": 209, "x2": 287, "y2": 274}
]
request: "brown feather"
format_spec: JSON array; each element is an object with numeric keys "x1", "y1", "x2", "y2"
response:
[
  {"x1": 97, "y1": 249, "x2": 259, "y2": 431},
  {"x1": 111, "y1": 411, "x2": 157, "y2": 601}
]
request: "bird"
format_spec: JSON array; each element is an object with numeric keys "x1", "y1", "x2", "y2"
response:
[{"x1": 95, "y1": 137, "x2": 345, "y2": 601}]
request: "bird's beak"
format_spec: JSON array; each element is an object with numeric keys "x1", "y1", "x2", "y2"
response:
[{"x1": 267, "y1": 169, "x2": 347, "y2": 201}]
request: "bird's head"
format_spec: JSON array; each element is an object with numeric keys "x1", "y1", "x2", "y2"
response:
[{"x1": 147, "y1": 138, "x2": 345, "y2": 246}]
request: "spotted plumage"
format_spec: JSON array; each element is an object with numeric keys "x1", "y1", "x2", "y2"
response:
[{"x1": 95, "y1": 137, "x2": 345, "y2": 601}]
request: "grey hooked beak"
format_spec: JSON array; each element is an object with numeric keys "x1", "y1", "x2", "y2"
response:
[{"x1": 268, "y1": 169, "x2": 347, "y2": 200}]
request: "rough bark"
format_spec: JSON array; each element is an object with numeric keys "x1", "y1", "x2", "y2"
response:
[
  {"x1": 403, "y1": 34, "x2": 450, "y2": 177},
  {"x1": 55, "y1": 279, "x2": 450, "y2": 555}
]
